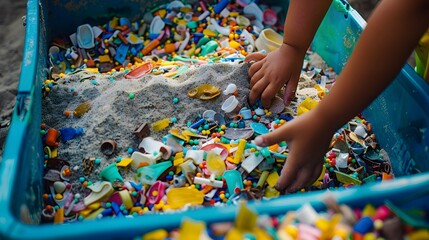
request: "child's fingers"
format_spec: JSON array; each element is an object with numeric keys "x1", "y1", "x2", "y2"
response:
[
  {"x1": 248, "y1": 60, "x2": 265, "y2": 83},
  {"x1": 283, "y1": 74, "x2": 299, "y2": 105},
  {"x1": 286, "y1": 160, "x2": 323, "y2": 193},
  {"x1": 261, "y1": 83, "x2": 279, "y2": 108},
  {"x1": 275, "y1": 156, "x2": 297, "y2": 192},
  {"x1": 250, "y1": 65, "x2": 265, "y2": 88},
  {"x1": 285, "y1": 170, "x2": 312, "y2": 193},
  {"x1": 249, "y1": 77, "x2": 269, "y2": 105},
  {"x1": 244, "y1": 52, "x2": 266, "y2": 63}
]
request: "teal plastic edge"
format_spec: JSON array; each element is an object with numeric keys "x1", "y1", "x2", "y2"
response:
[
  {"x1": 0, "y1": 0, "x2": 43, "y2": 238},
  {"x1": 4, "y1": 173, "x2": 429, "y2": 240}
]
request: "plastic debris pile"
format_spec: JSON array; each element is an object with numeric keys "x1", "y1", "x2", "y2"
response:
[
  {"x1": 46, "y1": 0, "x2": 285, "y2": 84},
  {"x1": 137, "y1": 198, "x2": 429, "y2": 240},
  {"x1": 41, "y1": 0, "x2": 393, "y2": 224}
]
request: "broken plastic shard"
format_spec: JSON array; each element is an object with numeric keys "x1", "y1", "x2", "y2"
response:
[
  {"x1": 178, "y1": 218, "x2": 206, "y2": 240},
  {"x1": 235, "y1": 202, "x2": 258, "y2": 232},
  {"x1": 223, "y1": 128, "x2": 254, "y2": 140},
  {"x1": 167, "y1": 187, "x2": 204, "y2": 210},
  {"x1": 250, "y1": 122, "x2": 269, "y2": 135},
  {"x1": 152, "y1": 118, "x2": 170, "y2": 132},
  {"x1": 334, "y1": 171, "x2": 362, "y2": 185},
  {"x1": 187, "y1": 84, "x2": 221, "y2": 100},
  {"x1": 297, "y1": 97, "x2": 319, "y2": 116},
  {"x1": 73, "y1": 101, "x2": 91, "y2": 118},
  {"x1": 269, "y1": 96, "x2": 285, "y2": 114},
  {"x1": 206, "y1": 151, "x2": 226, "y2": 176},
  {"x1": 125, "y1": 62, "x2": 153, "y2": 79}
]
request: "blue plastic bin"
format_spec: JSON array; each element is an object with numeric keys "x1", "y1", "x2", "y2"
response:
[{"x1": 1, "y1": 0, "x2": 429, "y2": 239}]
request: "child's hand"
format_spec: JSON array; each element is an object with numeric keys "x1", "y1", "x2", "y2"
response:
[
  {"x1": 254, "y1": 109, "x2": 333, "y2": 193},
  {"x1": 245, "y1": 43, "x2": 305, "y2": 108}
]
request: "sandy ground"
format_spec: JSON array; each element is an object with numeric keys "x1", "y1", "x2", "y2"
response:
[
  {"x1": 0, "y1": 0, "x2": 26, "y2": 154},
  {"x1": 0, "y1": 1, "x2": 376, "y2": 156}
]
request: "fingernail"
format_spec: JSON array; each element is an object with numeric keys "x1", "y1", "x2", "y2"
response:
[{"x1": 254, "y1": 136, "x2": 264, "y2": 146}]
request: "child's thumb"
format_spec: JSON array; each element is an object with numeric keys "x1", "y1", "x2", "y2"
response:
[{"x1": 254, "y1": 126, "x2": 288, "y2": 147}]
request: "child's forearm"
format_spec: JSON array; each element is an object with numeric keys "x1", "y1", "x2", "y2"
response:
[
  {"x1": 315, "y1": 0, "x2": 429, "y2": 132},
  {"x1": 283, "y1": 0, "x2": 333, "y2": 53}
]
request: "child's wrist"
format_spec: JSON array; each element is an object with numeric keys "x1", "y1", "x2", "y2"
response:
[{"x1": 281, "y1": 41, "x2": 307, "y2": 58}]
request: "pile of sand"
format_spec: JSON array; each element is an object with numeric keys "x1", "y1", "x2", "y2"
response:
[{"x1": 42, "y1": 62, "x2": 251, "y2": 188}]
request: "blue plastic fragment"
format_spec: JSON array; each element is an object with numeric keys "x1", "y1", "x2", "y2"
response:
[
  {"x1": 114, "y1": 44, "x2": 130, "y2": 65},
  {"x1": 250, "y1": 122, "x2": 269, "y2": 135},
  {"x1": 190, "y1": 118, "x2": 205, "y2": 129},
  {"x1": 111, "y1": 202, "x2": 124, "y2": 217},
  {"x1": 59, "y1": 127, "x2": 84, "y2": 141},
  {"x1": 353, "y1": 216, "x2": 374, "y2": 234}
]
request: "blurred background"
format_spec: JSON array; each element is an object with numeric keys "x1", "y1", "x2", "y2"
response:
[{"x1": 0, "y1": 0, "x2": 378, "y2": 155}]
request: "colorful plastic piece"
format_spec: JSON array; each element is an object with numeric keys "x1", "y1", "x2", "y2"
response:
[
  {"x1": 73, "y1": 101, "x2": 91, "y2": 118},
  {"x1": 146, "y1": 180, "x2": 165, "y2": 204},
  {"x1": 76, "y1": 24, "x2": 95, "y2": 49},
  {"x1": 99, "y1": 163, "x2": 124, "y2": 184},
  {"x1": 188, "y1": 84, "x2": 221, "y2": 100},
  {"x1": 125, "y1": 62, "x2": 153, "y2": 79},
  {"x1": 83, "y1": 181, "x2": 114, "y2": 206},
  {"x1": 223, "y1": 170, "x2": 244, "y2": 195},
  {"x1": 166, "y1": 187, "x2": 204, "y2": 209}
]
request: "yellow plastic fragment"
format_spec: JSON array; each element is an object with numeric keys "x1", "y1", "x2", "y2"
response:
[
  {"x1": 297, "y1": 97, "x2": 319, "y2": 116},
  {"x1": 170, "y1": 128, "x2": 189, "y2": 142},
  {"x1": 362, "y1": 204, "x2": 376, "y2": 218},
  {"x1": 79, "y1": 208, "x2": 93, "y2": 217},
  {"x1": 187, "y1": 84, "x2": 220, "y2": 100},
  {"x1": 206, "y1": 151, "x2": 226, "y2": 176},
  {"x1": 116, "y1": 158, "x2": 133, "y2": 168},
  {"x1": 266, "y1": 171, "x2": 279, "y2": 188},
  {"x1": 50, "y1": 148, "x2": 58, "y2": 158},
  {"x1": 178, "y1": 219, "x2": 206, "y2": 240},
  {"x1": 53, "y1": 208, "x2": 64, "y2": 224},
  {"x1": 232, "y1": 139, "x2": 247, "y2": 164},
  {"x1": 108, "y1": 17, "x2": 119, "y2": 30},
  {"x1": 87, "y1": 202, "x2": 101, "y2": 210},
  {"x1": 85, "y1": 68, "x2": 99, "y2": 73},
  {"x1": 264, "y1": 186, "x2": 280, "y2": 198},
  {"x1": 363, "y1": 233, "x2": 377, "y2": 240},
  {"x1": 157, "y1": 9, "x2": 167, "y2": 18},
  {"x1": 254, "y1": 228, "x2": 272, "y2": 240},
  {"x1": 312, "y1": 165, "x2": 326, "y2": 188},
  {"x1": 85, "y1": 208, "x2": 105, "y2": 220},
  {"x1": 99, "y1": 55, "x2": 112, "y2": 63},
  {"x1": 334, "y1": 170, "x2": 362, "y2": 185},
  {"x1": 229, "y1": 40, "x2": 241, "y2": 49},
  {"x1": 225, "y1": 229, "x2": 243, "y2": 240},
  {"x1": 73, "y1": 101, "x2": 91, "y2": 118},
  {"x1": 166, "y1": 187, "x2": 204, "y2": 209},
  {"x1": 173, "y1": 158, "x2": 184, "y2": 166},
  {"x1": 408, "y1": 229, "x2": 429, "y2": 240},
  {"x1": 143, "y1": 229, "x2": 168, "y2": 240},
  {"x1": 152, "y1": 118, "x2": 170, "y2": 131},
  {"x1": 235, "y1": 202, "x2": 258, "y2": 232},
  {"x1": 203, "y1": 28, "x2": 217, "y2": 37}
]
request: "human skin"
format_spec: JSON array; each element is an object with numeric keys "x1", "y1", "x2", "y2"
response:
[
  {"x1": 246, "y1": 0, "x2": 333, "y2": 108},
  {"x1": 248, "y1": 0, "x2": 429, "y2": 193}
]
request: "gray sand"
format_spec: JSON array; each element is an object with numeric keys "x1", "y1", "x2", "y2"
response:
[{"x1": 43, "y1": 63, "x2": 252, "y2": 190}]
